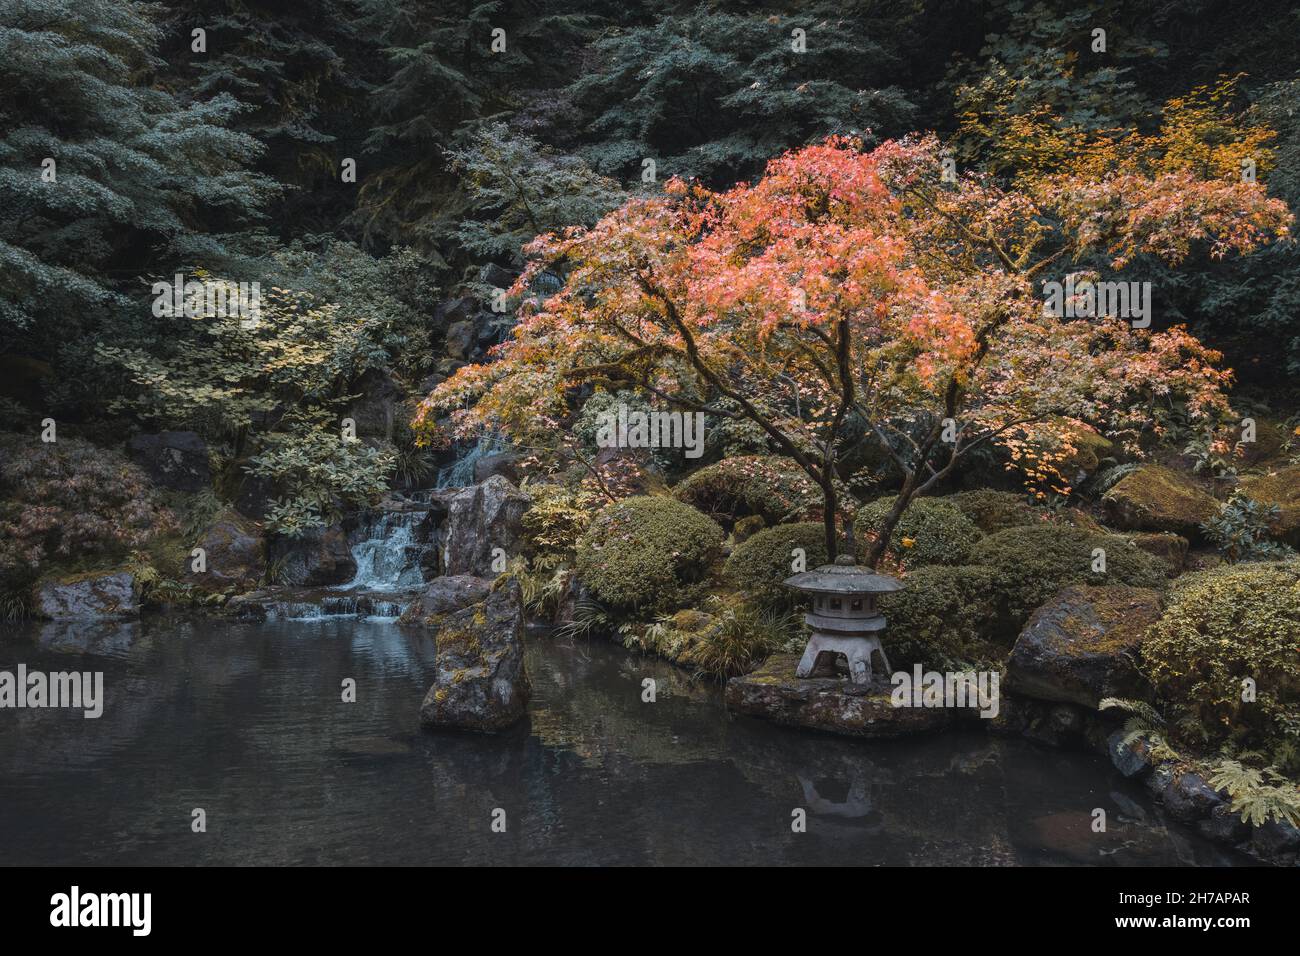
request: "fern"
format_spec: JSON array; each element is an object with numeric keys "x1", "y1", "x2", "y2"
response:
[
  {"x1": 1088, "y1": 462, "x2": 1139, "y2": 496},
  {"x1": 1208, "y1": 760, "x2": 1300, "y2": 828}
]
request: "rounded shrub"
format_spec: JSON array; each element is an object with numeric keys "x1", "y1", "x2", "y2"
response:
[
  {"x1": 945, "y1": 489, "x2": 1051, "y2": 533},
  {"x1": 674, "y1": 455, "x2": 820, "y2": 525},
  {"x1": 968, "y1": 524, "x2": 1166, "y2": 630},
  {"x1": 1143, "y1": 562, "x2": 1300, "y2": 754},
  {"x1": 855, "y1": 495, "x2": 983, "y2": 569},
  {"x1": 725, "y1": 521, "x2": 828, "y2": 610},
  {"x1": 575, "y1": 495, "x2": 724, "y2": 612},
  {"x1": 879, "y1": 564, "x2": 1004, "y2": 668}
]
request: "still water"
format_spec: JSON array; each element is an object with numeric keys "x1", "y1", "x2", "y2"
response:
[{"x1": 0, "y1": 616, "x2": 1244, "y2": 866}]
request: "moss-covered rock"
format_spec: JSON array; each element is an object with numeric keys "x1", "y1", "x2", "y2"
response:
[
  {"x1": 1142, "y1": 562, "x2": 1300, "y2": 755},
  {"x1": 725, "y1": 654, "x2": 953, "y2": 739},
  {"x1": 35, "y1": 569, "x2": 139, "y2": 620},
  {"x1": 188, "y1": 507, "x2": 265, "y2": 591},
  {"x1": 732, "y1": 514, "x2": 766, "y2": 543},
  {"x1": 674, "y1": 455, "x2": 820, "y2": 525},
  {"x1": 1102, "y1": 464, "x2": 1218, "y2": 536},
  {"x1": 968, "y1": 524, "x2": 1167, "y2": 632},
  {"x1": 1007, "y1": 585, "x2": 1162, "y2": 709},
  {"x1": 575, "y1": 495, "x2": 724, "y2": 612},
  {"x1": 856, "y1": 495, "x2": 983, "y2": 569},
  {"x1": 1239, "y1": 464, "x2": 1300, "y2": 543},
  {"x1": 725, "y1": 521, "x2": 828, "y2": 610},
  {"x1": 1129, "y1": 532, "x2": 1189, "y2": 575},
  {"x1": 1060, "y1": 425, "x2": 1116, "y2": 480},
  {"x1": 946, "y1": 490, "x2": 1051, "y2": 533},
  {"x1": 879, "y1": 564, "x2": 1004, "y2": 667}
]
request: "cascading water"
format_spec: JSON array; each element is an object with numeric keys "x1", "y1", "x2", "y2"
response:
[
  {"x1": 340, "y1": 511, "x2": 429, "y2": 591},
  {"x1": 243, "y1": 507, "x2": 435, "y2": 623}
]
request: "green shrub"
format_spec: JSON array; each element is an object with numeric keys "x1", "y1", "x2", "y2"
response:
[
  {"x1": 879, "y1": 565, "x2": 1004, "y2": 668},
  {"x1": 968, "y1": 524, "x2": 1167, "y2": 631},
  {"x1": 856, "y1": 495, "x2": 983, "y2": 569},
  {"x1": 0, "y1": 436, "x2": 177, "y2": 595},
  {"x1": 725, "y1": 522, "x2": 828, "y2": 610},
  {"x1": 1201, "y1": 495, "x2": 1297, "y2": 563},
  {"x1": 1143, "y1": 562, "x2": 1300, "y2": 764},
  {"x1": 575, "y1": 495, "x2": 724, "y2": 611},
  {"x1": 675, "y1": 455, "x2": 820, "y2": 525},
  {"x1": 945, "y1": 489, "x2": 1051, "y2": 533},
  {"x1": 520, "y1": 481, "x2": 600, "y2": 561}
]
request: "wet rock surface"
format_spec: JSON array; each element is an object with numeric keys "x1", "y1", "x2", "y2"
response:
[
  {"x1": 36, "y1": 571, "x2": 138, "y2": 620},
  {"x1": 420, "y1": 580, "x2": 530, "y2": 732},
  {"x1": 725, "y1": 654, "x2": 952, "y2": 739},
  {"x1": 397, "y1": 575, "x2": 493, "y2": 626},
  {"x1": 439, "y1": 476, "x2": 530, "y2": 576}
]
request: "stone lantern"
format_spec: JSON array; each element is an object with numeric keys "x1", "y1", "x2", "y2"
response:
[{"x1": 784, "y1": 554, "x2": 905, "y2": 686}]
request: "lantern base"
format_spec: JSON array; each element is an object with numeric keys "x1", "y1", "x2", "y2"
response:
[{"x1": 795, "y1": 633, "x2": 890, "y2": 686}]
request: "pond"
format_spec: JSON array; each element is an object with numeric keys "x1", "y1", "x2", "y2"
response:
[{"x1": 0, "y1": 616, "x2": 1246, "y2": 866}]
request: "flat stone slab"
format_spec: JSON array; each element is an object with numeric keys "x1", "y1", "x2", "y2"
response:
[{"x1": 725, "y1": 654, "x2": 951, "y2": 739}]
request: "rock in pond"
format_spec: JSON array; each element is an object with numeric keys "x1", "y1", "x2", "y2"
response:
[
  {"x1": 37, "y1": 571, "x2": 139, "y2": 620},
  {"x1": 1007, "y1": 585, "x2": 1161, "y2": 709},
  {"x1": 1102, "y1": 464, "x2": 1218, "y2": 537},
  {"x1": 725, "y1": 654, "x2": 951, "y2": 739},
  {"x1": 440, "y1": 475, "x2": 530, "y2": 577},
  {"x1": 397, "y1": 575, "x2": 493, "y2": 626},
  {"x1": 420, "y1": 579, "x2": 529, "y2": 732}
]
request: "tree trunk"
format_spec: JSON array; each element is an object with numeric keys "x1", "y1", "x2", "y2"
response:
[
  {"x1": 861, "y1": 473, "x2": 919, "y2": 569},
  {"x1": 822, "y1": 480, "x2": 839, "y2": 561}
]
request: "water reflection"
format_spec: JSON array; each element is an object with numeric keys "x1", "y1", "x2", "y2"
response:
[{"x1": 0, "y1": 616, "x2": 1247, "y2": 866}]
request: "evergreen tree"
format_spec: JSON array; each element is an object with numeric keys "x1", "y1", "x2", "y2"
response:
[
  {"x1": 0, "y1": 0, "x2": 276, "y2": 344},
  {"x1": 565, "y1": 1, "x2": 917, "y2": 186}
]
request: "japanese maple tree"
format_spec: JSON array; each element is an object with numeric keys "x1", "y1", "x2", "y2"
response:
[{"x1": 418, "y1": 89, "x2": 1291, "y2": 566}]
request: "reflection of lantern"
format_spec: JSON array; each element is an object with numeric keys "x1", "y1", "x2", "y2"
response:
[{"x1": 783, "y1": 555, "x2": 905, "y2": 685}]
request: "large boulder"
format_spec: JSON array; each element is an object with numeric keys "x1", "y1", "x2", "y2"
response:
[
  {"x1": 1239, "y1": 464, "x2": 1300, "y2": 543},
  {"x1": 419, "y1": 580, "x2": 530, "y2": 732},
  {"x1": 398, "y1": 575, "x2": 493, "y2": 627},
  {"x1": 472, "y1": 452, "x2": 521, "y2": 484},
  {"x1": 725, "y1": 654, "x2": 953, "y2": 739},
  {"x1": 125, "y1": 431, "x2": 211, "y2": 492},
  {"x1": 189, "y1": 507, "x2": 265, "y2": 590},
  {"x1": 346, "y1": 367, "x2": 404, "y2": 442},
  {"x1": 1007, "y1": 585, "x2": 1162, "y2": 709},
  {"x1": 1102, "y1": 464, "x2": 1218, "y2": 536},
  {"x1": 440, "y1": 476, "x2": 531, "y2": 577},
  {"x1": 266, "y1": 524, "x2": 356, "y2": 587},
  {"x1": 36, "y1": 571, "x2": 139, "y2": 620},
  {"x1": 444, "y1": 319, "x2": 475, "y2": 360}
]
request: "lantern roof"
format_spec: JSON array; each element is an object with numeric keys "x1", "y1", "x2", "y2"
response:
[{"x1": 783, "y1": 554, "x2": 905, "y2": 595}]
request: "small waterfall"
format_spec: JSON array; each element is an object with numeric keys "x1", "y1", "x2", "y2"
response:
[
  {"x1": 436, "y1": 433, "x2": 509, "y2": 489},
  {"x1": 235, "y1": 505, "x2": 435, "y2": 623},
  {"x1": 340, "y1": 511, "x2": 429, "y2": 591},
  {"x1": 260, "y1": 595, "x2": 409, "y2": 622}
]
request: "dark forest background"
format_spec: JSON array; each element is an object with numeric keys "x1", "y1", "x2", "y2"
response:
[{"x1": 2, "y1": 0, "x2": 1299, "y2": 537}]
